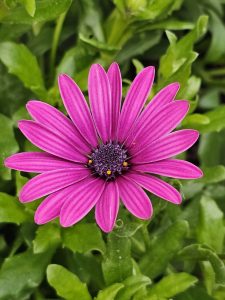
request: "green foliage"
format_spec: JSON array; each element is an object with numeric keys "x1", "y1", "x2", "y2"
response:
[
  {"x1": 196, "y1": 196, "x2": 225, "y2": 253},
  {"x1": 62, "y1": 223, "x2": 106, "y2": 254},
  {"x1": 95, "y1": 283, "x2": 124, "y2": 300},
  {"x1": 102, "y1": 232, "x2": 133, "y2": 285},
  {"x1": 0, "y1": 0, "x2": 224, "y2": 299},
  {"x1": 144, "y1": 273, "x2": 198, "y2": 299},
  {"x1": 0, "y1": 113, "x2": 19, "y2": 180},
  {"x1": 33, "y1": 223, "x2": 61, "y2": 253},
  {"x1": 116, "y1": 275, "x2": 151, "y2": 300},
  {"x1": 179, "y1": 244, "x2": 225, "y2": 285},
  {"x1": 47, "y1": 264, "x2": 92, "y2": 300},
  {"x1": 0, "y1": 42, "x2": 46, "y2": 98},
  {"x1": 139, "y1": 220, "x2": 189, "y2": 278},
  {"x1": 0, "y1": 250, "x2": 52, "y2": 299},
  {"x1": 0, "y1": 192, "x2": 30, "y2": 224},
  {"x1": 0, "y1": 0, "x2": 72, "y2": 24}
]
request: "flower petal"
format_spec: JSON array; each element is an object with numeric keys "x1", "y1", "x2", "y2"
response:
[
  {"x1": 132, "y1": 129, "x2": 199, "y2": 164},
  {"x1": 88, "y1": 64, "x2": 112, "y2": 143},
  {"x1": 58, "y1": 74, "x2": 98, "y2": 147},
  {"x1": 4, "y1": 152, "x2": 79, "y2": 173},
  {"x1": 95, "y1": 181, "x2": 119, "y2": 232},
  {"x1": 117, "y1": 66, "x2": 155, "y2": 142},
  {"x1": 26, "y1": 100, "x2": 90, "y2": 153},
  {"x1": 128, "y1": 172, "x2": 181, "y2": 204},
  {"x1": 18, "y1": 120, "x2": 86, "y2": 163},
  {"x1": 34, "y1": 184, "x2": 77, "y2": 224},
  {"x1": 117, "y1": 176, "x2": 153, "y2": 219},
  {"x1": 125, "y1": 82, "x2": 179, "y2": 146},
  {"x1": 19, "y1": 167, "x2": 90, "y2": 202},
  {"x1": 133, "y1": 159, "x2": 203, "y2": 179},
  {"x1": 60, "y1": 177, "x2": 105, "y2": 227},
  {"x1": 107, "y1": 62, "x2": 122, "y2": 140},
  {"x1": 141, "y1": 82, "x2": 180, "y2": 115},
  {"x1": 128, "y1": 100, "x2": 189, "y2": 153}
]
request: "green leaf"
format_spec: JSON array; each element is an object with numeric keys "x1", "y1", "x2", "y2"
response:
[
  {"x1": 116, "y1": 275, "x2": 151, "y2": 300},
  {"x1": 0, "y1": 42, "x2": 46, "y2": 98},
  {"x1": 176, "y1": 285, "x2": 215, "y2": 300},
  {"x1": 0, "y1": 113, "x2": 19, "y2": 180},
  {"x1": 201, "y1": 261, "x2": 215, "y2": 295},
  {"x1": 56, "y1": 44, "x2": 95, "y2": 78},
  {"x1": 206, "y1": 9, "x2": 225, "y2": 62},
  {"x1": 179, "y1": 244, "x2": 225, "y2": 285},
  {"x1": 197, "y1": 196, "x2": 224, "y2": 253},
  {"x1": 95, "y1": 283, "x2": 124, "y2": 300},
  {"x1": 188, "y1": 105, "x2": 225, "y2": 133},
  {"x1": 0, "y1": 192, "x2": 29, "y2": 224},
  {"x1": 117, "y1": 30, "x2": 162, "y2": 63},
  {"x1": 78, "y1": 0, "x2": 104, "y2": 42},
  {"x1": 73, "y1": 252, "x2": 105, "y2": 291},
  {"x1": 0, "y1": 249, "x2": 52, "y2": 300},
  {"x1": 0, "y1": 62, "x2": 30, "y2": 116},
  {"x1": 62, "y1": 223, "x2": 106, "y2": 254},
  {"x1": 139, "y1": 220, "x2": 189, "y2": 278},
  {"x1": 33, "y1": 223, "x2": 61, "y2": 253},
  {"x1": 102, "y1": 232, "x2": 133, "y2": 285},
  {"x1": 146, "y1": 273, "x2": 198, "y2": 299},
  {"x1": 47, "y1": 264, "x2": 91, "y2": 300},
  {"x1": 198, "y1": 165, "x2": 225, "y2": 184},
  {"x1": 158, "y1": 15, "x2": 208, "y2": 97},
  {"x1": 200, "y1": 87, "x2": 220, "y2": 110},
  {"x1": 198, "y1": 132, "x2": 225, "y2": 167},
  {"x1": 178, "y1": 76, "x2": 201, "y2": 102},
  {"x1": 159, "y1": 15, "x2": 208, "y2": 80},
  {"x1": 15, "y1": 171, "x2": 28, "y2": 196},
  {"x1": 139, "y1": 18, "x2": 194, "y2": 31},
  {"x1": 113, "y1": 221, "x2": 143, "y2": 238},
  {"x1": 132, "y1": 59, "x2": 144, "y2": 74},
  {"x1": 0, "y1": 0, "x2": 72, "y2": 24},
  {"x1": 138, "y1": 0, "x2": 183, "y2": 20},
  {"x1": 19, "y1": 0, "x2": 36, "y2": 16},
  {"x1": 79, "y1": 33, "x2": 119, "y2": 52},
  {"x1": 182, "y1": 114, "x2": 210, "y2": 127}
]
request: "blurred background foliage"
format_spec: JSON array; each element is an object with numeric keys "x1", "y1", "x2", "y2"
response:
[{"x1": 0, "y1": 0, "x2": 225, "y2": 299}]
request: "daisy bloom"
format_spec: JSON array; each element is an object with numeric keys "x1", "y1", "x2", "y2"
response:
[{"x1": 5, "y1": 63, "x2": 203, "y2": 232}]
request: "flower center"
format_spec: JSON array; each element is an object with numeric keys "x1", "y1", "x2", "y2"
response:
[{"x1": 87, "y1": 142, "x2": 129, "y2": 180}]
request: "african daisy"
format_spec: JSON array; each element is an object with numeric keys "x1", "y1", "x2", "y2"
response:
[{"x1": 5, "y1": 63, "x2": 203, "y2": 232}]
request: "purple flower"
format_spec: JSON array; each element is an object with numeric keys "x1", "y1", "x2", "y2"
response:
[{"x1": 5, "y1": 63, "x2": 203, "y2": 232}]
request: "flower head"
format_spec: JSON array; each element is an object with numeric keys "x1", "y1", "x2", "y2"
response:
[{"x1": 5, "y1": 63, "x2": 203, "y2": 232}]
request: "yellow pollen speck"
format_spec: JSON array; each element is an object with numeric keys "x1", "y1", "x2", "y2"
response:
[
  {"x1": 106, "y1": 170, "x2": 112, "y2": 175},
  {"x1": 123, "y1": 161, "x2": 128, "y2": 167},
  {"x1": 88, "y1": 159, "x2": 93, "y2": 164}
]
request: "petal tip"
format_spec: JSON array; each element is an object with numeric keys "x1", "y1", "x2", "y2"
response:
[
  {"x1": 174, "y1": 192, "x2": 182, "y2": 205},
  {"x1": 58, "y1": 73, "x2": 72, "y2": 86},
  {"x1": 18, "y1": 192, "x2": 27, "y2": 203},
  {"x1": 4, "y1": 157, "x2": 10, "y2": 168},
  {"x1": 89, "y1": 63, "x2": 106, "y2": 75},
  {"x1": 165, "y1": 82, "x2": 180, "y2": 96},
  {"x1": 196, "y1": 168, "x2": 204, "y2": 179},
  {"x1": 100, "y1": 225, "x2": 113, "y2": 233},
  {"x1": 192, "y1": 129, "x2": 200, "y2": 140},
  {"x1": 59, "y1": 214, "x2": 73, "y2": 228},
  {"x1": 34, "y1": 214, "x2": 45, "y2": 225},
  {"x1": 17, "y1": 120, "x2": 27, "y2": 129},
  {"x1": 171, "y1": 82, "x2": 180, "y2": 91},
  {"x1": 143, "y1": 66, "x2": 155, "y2": 77},
  {"x1": 110, "y1": 61, "x2": 120, "y2": 68}
]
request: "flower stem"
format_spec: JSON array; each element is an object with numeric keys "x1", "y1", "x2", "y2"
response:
[
  {"x1": 49, "y1": 11, "x2": 67, "y2": 82},
  {"x1": 141, "y1": 224, "x2": 151, "y2": 249},
  {"x1": 208, "y1": 67, "x2": 225, "y2": 76},
  {"x1": 101, "y1": 9, "x2": 133, "y2": 64}
]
